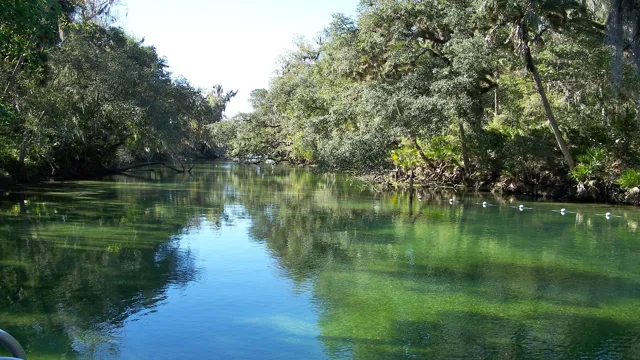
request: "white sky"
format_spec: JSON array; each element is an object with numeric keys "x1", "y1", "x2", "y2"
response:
[{"x1": 116, "y1": 0, "x2": 359, "y2": 116}]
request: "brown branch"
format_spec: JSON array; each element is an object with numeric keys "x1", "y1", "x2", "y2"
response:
[
  {"x1": 103, "y1": 133, "x2": 133, "y2": 155},
  {"x1": 410, "y1": 136, "x2": 435, "y2": 169},
  {"x1": 413, "y1": 45, "x2": 451, "y2": 66},
  {"x1": 110, "y1": 162, "x2": 184, "y2": 174},
  {"x1": 2, "y1": 54, "x2": 25, "y2": 99}
]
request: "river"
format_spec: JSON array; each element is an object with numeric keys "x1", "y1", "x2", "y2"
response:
[{"x1": 1, "y1": 162, "x2": 639, "y2": 359}]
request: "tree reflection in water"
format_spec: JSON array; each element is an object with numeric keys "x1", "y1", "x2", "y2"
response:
[{"x1": 1, "y1": 163, "x2": 639, "y2": 359}]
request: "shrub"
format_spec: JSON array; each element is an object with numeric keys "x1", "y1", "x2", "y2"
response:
[
  {"x1": 390, "y1": 138, "x2": 421, "y2": 171},
  {"x1": 424, "y1": 136, "x2": 460, "y2": 164},
  {"x1": 570, "y1": 147, "x2": 607, "y2": 183},
  {"x1": 616, "y1": 169, "x2": 640, "y2": 190}
]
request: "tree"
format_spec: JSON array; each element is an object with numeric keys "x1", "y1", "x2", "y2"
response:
[
  {"x1": 604, "y1": 0, "x2": 640, "y2": 120},
  {"x1": 483, "y1": 0, "x2": 580, "y2": 169}
]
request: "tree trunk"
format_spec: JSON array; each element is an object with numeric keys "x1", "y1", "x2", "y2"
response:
[
  {"x1": 494, "y1": 73, "x2": 500, "y2": 116},
  {"x1": 2, "y1": 54, "x2": 25, "y2": 99},
  {"x1": 599, "y1": 87, "x2": 608, "y2": 127},
  {"x1": 522, "y1": 30, "x2": 575, "y2": 169},
  {"x1": 409, "y1": 167, "x2": 414, "y2": 191},
  {"x1": 458, "y1": 121, "x2": 471, "y2": 171},
  {"x1": 18, "y1": 141, "x2": 27, "y2": 167},
  {"x1": 410, "y1": 136, "x2": 434, "y2": 169}
]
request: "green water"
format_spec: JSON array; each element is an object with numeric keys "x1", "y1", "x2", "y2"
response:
[{"x1": 1, "y1": 163, "x2": 639, "y2": 359}]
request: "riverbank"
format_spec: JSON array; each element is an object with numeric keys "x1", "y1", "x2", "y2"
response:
[
  {"x1": 4, "y1": 160, "x2": 640, "y2": 206},
  {"x1": 356, "y1": 166, "x2": 640, "y2": 206},
  {"x1": 0, "y1": 161, "x2": 202, "y2": 194}
]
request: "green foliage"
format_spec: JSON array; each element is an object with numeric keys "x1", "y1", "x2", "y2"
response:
[
  {"x1": 424, "y1": 136, "x2": 460, "y2": 165},
  {"x1": 391, "y1": 139, "x2": 421, "y2": 171},
  {"x1": 3, "y1": 0, "x2": 640, "y2": 199},
  {"x1": 215, "y1": 0, "x2": 640, "y2": 192},
  {"x1": 0, "y1": 1, "x2": 235, "y2": 180},
  {"x1": 570, "y1": 148, "x2": 608, "y2": 184},
  {"x1": 615, "y1": 169, "x2": 640, "y2": 190}
]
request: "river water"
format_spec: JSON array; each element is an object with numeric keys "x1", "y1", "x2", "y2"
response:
[{"x1": 1, "y1": 163, "x2": 639, "y2": 359}]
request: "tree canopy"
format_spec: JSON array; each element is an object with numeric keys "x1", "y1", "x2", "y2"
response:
[
  {"x1": 212, "y1": 0, "x2": 640, "y2": 201},
  {"x1": 3, "y1": 0, "x2": 640, "y2": 200},
  {"x1": 1, "y1": 0, "x2": 235, "y2": 181}
]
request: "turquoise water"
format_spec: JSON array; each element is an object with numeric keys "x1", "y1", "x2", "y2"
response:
[{"x1": 1, "y1": 163, "x2": 639, "y2": 359}]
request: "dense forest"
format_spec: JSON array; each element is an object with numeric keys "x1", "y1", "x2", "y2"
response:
[
  {"x1": 2, "y1": 0, "x2": 640, "y2": 203},
  {"x1": 0, "y1": 0, "x2": 236, "y2": 182},
  {"x1": 212, "y1": 0, "x2": 640, "y2": 203}
]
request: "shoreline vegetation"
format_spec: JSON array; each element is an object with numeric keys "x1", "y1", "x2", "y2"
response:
[
  {"x1": 207, "y1": 0, "x2": 640, "y2": 206},
  {"x1": 2, "y1": 0, "x2": 640, "y2": 205},
  {"x1": 355, "y1": 167, "x2": 640, "y2": 205},
  {"x1": 1, "y1": 1, "x2": 236, "y2": 188}
]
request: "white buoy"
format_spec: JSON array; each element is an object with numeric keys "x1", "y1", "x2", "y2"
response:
[
  {"x1": 519, "y1": 204, "x2": 524, "y2": 209},
  {"x1": 560, "y1": 208, "x2": 566, "y2": 212},
  {"x1": 449, "y1": 198, "x2": 454, "y2": 204},
  {"x1": 605, "y1": 212, "x2": 611, "y2": 219},
  {"x1": 482, "y1": 201, "x2": 487, "y2": 207}
]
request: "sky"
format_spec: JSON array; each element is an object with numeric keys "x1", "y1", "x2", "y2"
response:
[{"x1": 116, "y1": 0, "x2": 360, "y2": 116}]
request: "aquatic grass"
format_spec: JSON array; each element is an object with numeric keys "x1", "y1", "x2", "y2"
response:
[{"x1": 1, "y1": 163, "x2": 640, "y2": 359}]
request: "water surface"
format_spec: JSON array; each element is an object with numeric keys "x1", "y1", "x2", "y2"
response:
[{"x1": 1, "y1": 163, "x2": 639, "y2": 359}]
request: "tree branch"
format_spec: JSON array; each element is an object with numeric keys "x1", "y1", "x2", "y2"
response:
[
  {"x1": 109, "y1": 162, "x2": 184, "y2": 174},
  {"x1": 413, "y1": 46, "x2": 451, "y2": 66}
]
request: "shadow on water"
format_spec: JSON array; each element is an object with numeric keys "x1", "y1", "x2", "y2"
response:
[
  {"x1": 232, "y1": 169, "x2": 640, "y2": 359},
  {"x1": 318, "y1": 312, "x2": 640, "y2": 360},
  {"x1": 0, "y1": 168, "x2": 222, "y2": 358}
]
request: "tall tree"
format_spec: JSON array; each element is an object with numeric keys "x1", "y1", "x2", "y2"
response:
[
  {"x1": 483, "y1": 0, "x2": 579, "y2": 169},
  {"x1": 605, "y1": 0, "x2": 640, "y2": 120}
]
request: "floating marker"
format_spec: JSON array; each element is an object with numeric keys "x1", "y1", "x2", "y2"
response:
[
  {"x1": 553, "y1": 208, "x2": 575, "y2": 215},
  {"x1": 476, "y1": 201, "x2": 496, "y2": 207},
  {"x1": 449, "y1": 198, "x2": 454, "y2": 204},
  {"x1": 511, "y1": 205, "x2": 533, "y2": 211},
  {"x1": 596, "y1": 212, "x2": 621, "y2": 219}
]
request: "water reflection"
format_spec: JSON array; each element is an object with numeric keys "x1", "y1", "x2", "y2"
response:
[
  {"x1": 1, "y1": 163, "x2": 639, "y2": 359},
  {"x1": 0, "y1": 178, "x2": 206, "y2": 358}
]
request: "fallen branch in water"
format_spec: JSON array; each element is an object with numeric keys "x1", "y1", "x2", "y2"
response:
[{"x1": 109, "y1": 162, "x2": 184, "y2": 174}]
